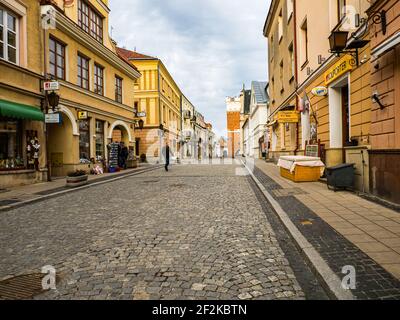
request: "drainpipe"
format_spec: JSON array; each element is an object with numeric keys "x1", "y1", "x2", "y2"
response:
[
  {"x1": 293, "y1": 0, "x2": 300, "y2": 155},
  {"x1": 157, "y1": 61, "x2": 162, "y2": 164},
  {"x1": 42, "y1": 23, "x2": 52, "y2": 182}
]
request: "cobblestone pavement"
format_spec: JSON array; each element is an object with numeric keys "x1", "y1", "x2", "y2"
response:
[{"x1": 0, "y1": 164, "x2": 327, "y2": 300}]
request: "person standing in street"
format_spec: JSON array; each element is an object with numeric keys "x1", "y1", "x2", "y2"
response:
[{"x1": 164, "y1": 141, "x2": 170, "y2": 172}]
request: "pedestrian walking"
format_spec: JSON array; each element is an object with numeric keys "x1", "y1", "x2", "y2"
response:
[
  {"x1": 163, "y1": 142, "x2": 171, "y2": 172},
  {"x1": 120, "y1": 142, "x2": 129, "y2": 169}
]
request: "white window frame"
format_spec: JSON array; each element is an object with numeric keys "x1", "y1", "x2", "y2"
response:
[{"x1": 0, "y1": 6, "x2": 19, "y2": 65}]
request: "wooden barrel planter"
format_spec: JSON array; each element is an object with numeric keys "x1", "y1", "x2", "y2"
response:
[{"x1": 66, "y1": 171, "x2": 88, "y2": 188}]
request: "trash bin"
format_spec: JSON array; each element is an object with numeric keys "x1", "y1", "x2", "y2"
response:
[{"x1": 326, "y1": 163, "x2": 355, "y2": 191}]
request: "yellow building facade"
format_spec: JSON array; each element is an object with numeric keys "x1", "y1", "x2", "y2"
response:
[
  {"x1": 0, "y1": 0, "x2": 47, "y2": 187},
  {"x1": 44, "y1": 0, "x2": 141, "y2": 176},
  {"x1": 117, "y1": 47, "x2": 182, "y2": 163},
  {"x1": 264, "y1": 0, "x2": 372, "y2": 192},
  {"x1": 1, "y1": 0, "x2": 141, "y2": 188}
]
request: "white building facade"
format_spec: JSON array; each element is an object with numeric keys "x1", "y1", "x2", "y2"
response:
[{"x1": 248, "y1": 81, "x2": 269, "y2": 159}]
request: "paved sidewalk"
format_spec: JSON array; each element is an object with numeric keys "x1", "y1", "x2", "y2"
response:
[
  {"x1": 0, "y1": 164, "x2": 159, "y2": 211},
  {"x1": 254, "y1": 160, "x2": 400, "y2": 284}
]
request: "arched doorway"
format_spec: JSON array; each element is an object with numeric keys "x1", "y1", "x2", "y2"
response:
[
  {"x1": 111, "y1": 125, "x2": 129, "y2": 145},
  {"x1": 48, "y1": 113, "x2": 75, "y2": 177}
]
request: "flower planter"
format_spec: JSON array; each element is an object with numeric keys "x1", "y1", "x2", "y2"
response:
[
  {"x1": 127, "y1": 159, "x2": 138, "y2": 168},
  {"x1": 66, "y1": 175, "x2": 88, "y2": 188}
]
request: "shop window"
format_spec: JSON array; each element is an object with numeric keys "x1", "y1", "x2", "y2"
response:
[
  {"x1": 94, "y1": 63, "x2": 104, "y2": 95},
  {"x1": 77, "y1": 54, "x2": 90, "y2": 89},
  {"x1": 0, "y1": 8, "x2": 18, "y2": 64},
  {"x1": 0, "y1": 119, "x2": 23, "y2": 170},
  {"x1": 49, "y1": 37, "x2": 66, "y2": 80},
  {"x1": 78, "y1": 0, "x2": 103, "y2": 43},
  {"x1": 95, "y1": 120, "x2": 104, "y2": 161},
  {"x1": 79, "y1": 120, "x2": 90, "y2": 161},
  {"x1": 115, "y1": 76, "x2": 123, "y2": 103}
]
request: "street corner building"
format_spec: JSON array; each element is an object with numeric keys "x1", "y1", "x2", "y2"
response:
[
  {"x1": 0, "y1": 0, "x2": 142, "y2": 188},
  {"x1": 116, "y1": 47, "x2": 182, "y2": 164},
  {"x1": 263, "y1": 0, "x2": 400, "y2": 205}
]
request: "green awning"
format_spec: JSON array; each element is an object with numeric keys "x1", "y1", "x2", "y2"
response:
[{"x1": 0, "y1": 99, "x2": 44, "y2": 121}]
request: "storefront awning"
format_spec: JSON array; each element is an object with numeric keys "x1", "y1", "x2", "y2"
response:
[{"x1": 0, "y1": 99, "x2": 44, "y2": 121}]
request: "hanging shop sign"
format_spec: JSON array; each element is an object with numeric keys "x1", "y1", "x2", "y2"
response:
[
  {"x1": 44, "y1": 81, "x2": 59, "y2": 91},
  {"x1": 324, "y1": 54, "x2": 353, "y2": 86},
  {"x1": 311, "y1": 86, "x2": 328, "y2": 97},
  {"x1": 77, "y1": 111, "x2": 88, "y2": 120},
  {"x1": 277, "y1": 111, "x2": 299, "y2": 123},
  {"x1": 45, "y1": 113, "x2": 61, "y2": 124}
]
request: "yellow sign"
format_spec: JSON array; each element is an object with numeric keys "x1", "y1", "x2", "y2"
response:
[
  {"x1": 277, "y1": 111, "x2": 299, "y2": 123},
  {"x1": 78, "y1": 111, "x2": 88, "y2": 120},
  {"x1": 324, "y1": 55, "x2": 353, "y2": 85}
]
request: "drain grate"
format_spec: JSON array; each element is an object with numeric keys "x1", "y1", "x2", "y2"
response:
[
  {"x1": 0, "y1": 199, "x2": 20, "y2": 206},
  {"x1": 0, "y1": 273, "x2": 51, "y2": 300}
]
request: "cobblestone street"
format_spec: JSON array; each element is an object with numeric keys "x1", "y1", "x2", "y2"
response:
[{"x1": 0, "y1": 164, "x2": 328, "y2": 300}]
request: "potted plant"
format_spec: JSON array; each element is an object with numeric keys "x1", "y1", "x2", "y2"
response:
[{"x1": 66, "y1": 170, "x2": 88, "y2": 188}]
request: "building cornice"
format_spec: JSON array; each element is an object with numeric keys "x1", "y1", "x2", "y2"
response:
[
  {"x1": 263, "y1": 0, "x2": 279, "y2": 37},
  {"x1": 0, "y1": 82, "x2": 43, "y2": 100},
  {"x1": 54, "y1": 11, "x2": 141, "y2": 80},
  {"x1": 59, "y1": 98, "x2": 134, "y2": 124},
  {"x1": 96, "y1": 0, "x2": 110, "y2": 13},
  {"x1": 0, "y1": 59, "x2": 43, "y2": 79},
  {"x1": 60, "y1": 80, "x2": 134, "y2": 113}
]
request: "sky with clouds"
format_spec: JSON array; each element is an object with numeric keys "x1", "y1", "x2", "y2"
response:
[{"x1": 109, "y1": 0, "x2": 271, "y2": 138}]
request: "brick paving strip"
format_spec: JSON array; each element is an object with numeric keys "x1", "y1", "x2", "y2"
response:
[
  {"x1": 245, "y1": 159, "x2": 400, "y2": 300},
  {"x1": 0, "y1": 164, "x2": 163, "y2": 213}
]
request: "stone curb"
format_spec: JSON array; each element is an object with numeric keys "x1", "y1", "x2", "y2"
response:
[
  {"x1": 0, "y1": 165, "x2": 164, "y2": 213},
  {"x1": 242, "y1": 161, "x2": 355, "y2": 300}
]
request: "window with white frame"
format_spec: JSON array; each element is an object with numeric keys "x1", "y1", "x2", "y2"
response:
[{"x1": 0, "y1": 7, "x2": 18, "y2": 64}]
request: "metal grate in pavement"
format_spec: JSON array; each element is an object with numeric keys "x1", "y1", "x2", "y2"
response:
[{"x1": 0, "y1": 274, "x2": 46, "y2": 300}]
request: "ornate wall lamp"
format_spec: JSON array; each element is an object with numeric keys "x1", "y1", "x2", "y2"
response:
[{"x1": 329, "y1": 9, "x2": 387, "y2": 66}]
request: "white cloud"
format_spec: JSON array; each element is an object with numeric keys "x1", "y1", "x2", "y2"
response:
[{"x1": 109, "y1": 0, "x2": 270, "y2": 138}]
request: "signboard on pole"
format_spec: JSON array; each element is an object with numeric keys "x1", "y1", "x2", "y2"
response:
[
  {"x1": 44, "y1": 81, "x2": 60, "y2": 91},
  {"x1": 136, "y1": 112, "x2": 147, "y2": 118},
  {"x1": 45, "y1": 113, "x2": 61, "y2": 124}
]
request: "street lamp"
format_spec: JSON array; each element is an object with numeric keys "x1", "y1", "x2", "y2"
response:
[
  {"x1": 47, "y1": 91, "x2": 60, "y2": 111},
  {"x1": 328, "y1": 29, "x2": 369, "y2": 66},
  {"x1": 133, "y1": 119, "x2": 144, "y2": 130},
  {"x1": 329, "y1": 31, "x2": 349, "y2": 53}
]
